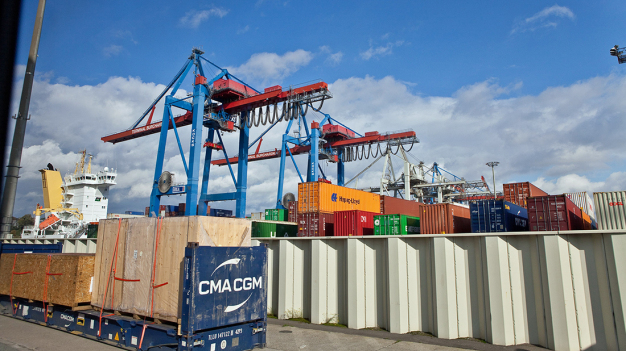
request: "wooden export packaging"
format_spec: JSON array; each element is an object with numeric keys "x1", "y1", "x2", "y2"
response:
[
  {"x1": 91, "y1": 216, "x2": 251, "y2": 323},
  {"x1": 420, "y1": 203, "x2": 471, "y2": 234},
  {"x1": 0, "y1": 253, "x2": 95, "y2": 308}
]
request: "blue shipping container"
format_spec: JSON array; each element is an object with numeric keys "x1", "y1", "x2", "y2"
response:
[
  {"x1": 210, "y1": 208, "x2": 233, "y2": 217},
  {"x1": 125, "y1": 211, "x2": 144, "y2": 215},
  {"x1": 470, "y1": 200, "x2": 528, "y2": 233}
]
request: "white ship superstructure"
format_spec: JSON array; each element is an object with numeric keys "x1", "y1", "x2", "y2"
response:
[{"x1": 21, "y1": 151, "x2": 117, "y2": 239}]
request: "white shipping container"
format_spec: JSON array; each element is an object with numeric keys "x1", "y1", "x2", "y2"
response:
[
  {"x1": 593, "y1": 191, "x2": 626, "y2": 230},
  {"x1": 250, "y1": 212, "x2": 265, "y2": 220},
  {"x1": 565, "y1": 192, "x2": 596, "y2": 220}
]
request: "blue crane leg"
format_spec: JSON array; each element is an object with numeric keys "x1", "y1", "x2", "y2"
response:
[
  {"x1": 308, "y1": 126, "x2": 320, "y2": 182},
  {"x1": 184, "y1": 84, "x2": 205, "y2": 216},
  {"x1": 149, "y1": 108, "x2": 171, "y2": 217},
  {"x1": 337, "y1": 149, "x2": 345, "y2": 186},
  {"x1": 236, "y1": 119, "x2": 250, "y2": 218},
  {"x1": 276, "y1": 135, "x2": 288, "y2": 208},
  {"x1": 198, "y1": 127, "x2": 215, "y2": 216}
]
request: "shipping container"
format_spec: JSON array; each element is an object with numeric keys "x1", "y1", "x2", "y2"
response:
[
  {"x1": 334, "y1": 210, "x2": 377, "y2": 236},
  {"x1": 380, "y1": 195, "x2": 421, "y2": 216},
  {"x1": 264, "y1": 208, "x2": 287, "y2": 221},
  {"x1": 420, "y1": 203, "x2": 471, "y2": 234},
  {"x1": 298, "y1": 182, "x2": 380, "y2": 213},
  {"x1": 288, "y1": 201, "x2": 298, "y2": 222},
  {"x1": 565, "y1": 192, "x2": 596, "y2": 220},
  {"x1": 503, "y1": 182, "x2": 548, "y2": 208},
  {"x1": 250, "y1": 212, "x2": 264, "y2": 220},
  {"x1": 527, "y1": 195, "x2": 583, "y2": 231},
  {"x1": 209, "y1": 208, "x2": 233, "y2": 217},
  {"x1": 593, "y1": 191, "x2": 626, "y2": 230},
  {"x1": 251, "y1": 220, "x2": 298, "y2": 238},
  {"x1": 145, "y1": 206, "x2": 150, "y2": 216},
  {"x1": 178, "y1": 202, "x2": 186, "y2": 215},
  {"x1": 374, "y1": 214, "x2": 420, "y2": 235},
  {"x1": 297, "y1": 212, "x2": 334, "y2": 237},
  {"x1": 470, "y1": 200, "x2": 528, "y2": 233}
]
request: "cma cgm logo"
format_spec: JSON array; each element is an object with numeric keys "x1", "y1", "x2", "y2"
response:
[
  {"x1": 331, "y1": 193, "x2": 338, "y2": 202},
  {"x1": 609, "y1": 202, "x2": 624, "y2": 206},
  {"x1": 198, "y1": 258, "x2": 262, "y2": 313}
]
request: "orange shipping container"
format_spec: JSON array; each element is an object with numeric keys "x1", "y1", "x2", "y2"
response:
[
  {"x1": 581, "y1": 211, "x2": 592, "y2": 230},
  {"x1": 503, "y1": 182, "x2": 548, "y2": 208},
  {"x1": 298, "y1": 182, "x2": 380, "y2": 214},
  {"x1": 420, "y1": 203, "x2": 471, "y2": 234}
]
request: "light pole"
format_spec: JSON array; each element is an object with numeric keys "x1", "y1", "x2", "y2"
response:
[{"x1": 486, "y1": 162, "x2": 499, "y2": 199}]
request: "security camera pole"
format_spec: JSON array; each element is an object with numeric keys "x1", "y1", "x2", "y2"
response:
[
  {"x1": 610, "y1": 45, "x2": 626, "y2": 64},
  {"x1": 486, "y1": 162, "x2": 499, "y2": 199}
]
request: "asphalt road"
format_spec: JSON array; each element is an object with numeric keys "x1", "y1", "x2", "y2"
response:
[{"x1": 0, "y1": 315, "x2": 547, "y2": 351}]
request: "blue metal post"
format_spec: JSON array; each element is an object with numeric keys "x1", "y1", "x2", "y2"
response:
[
  {"x1": 184, "y1": 79, "x2": 206, "y2": 216},
  {"x1": 308, "y1": 123, "x2": 320, "y2": 182},
  {"x1": 236, "y1": 114, "x2": 250, "y2": 218},
  {"x1": 149, "y1": 108, "x2": 172, "y2": 217},
  {"x1": 198, "y1": 127, "x2": 215, "y2": 216},
  {"x1": 337, "y1": 149, "x2": 345, "y2": 186},
  {"x1": 276, "y1": 135, "x2": 288, "y2": 208}
]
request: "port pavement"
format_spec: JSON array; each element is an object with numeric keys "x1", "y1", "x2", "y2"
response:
[{"x1": 0, "y1": 315, "x2": 547, "y2": 351}]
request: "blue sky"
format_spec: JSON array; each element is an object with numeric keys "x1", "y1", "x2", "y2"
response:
[{"x1": 7, "y1": 0, "x2": 626, "y2": 215}]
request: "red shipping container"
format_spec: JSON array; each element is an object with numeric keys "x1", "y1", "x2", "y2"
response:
[
  {"x1": 420, "y1": 203, "x2": 471, "y2": 234},
  {"x1": 527, "y1": 195, "x2": 583, "y2": 231},
  {"x1": 334, "y1": 210, "x2": 377, "y2": 236},
  {"x1": 380, "y1": 195, "x2": 421, "y2": 216},
  {"x1": 503, "y1": 182, "x2": 548, "y2": 208},
  {"x1": 145, "y1": 206, "x2": 150, "y2": 216},
  {"x1": 297, "y1": 213, "x2": 334, "y2": 237},
  {"x1": 288, "y1": 201, "x2": 298, "y2": 223}
]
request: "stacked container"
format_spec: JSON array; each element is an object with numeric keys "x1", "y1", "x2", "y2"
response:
[
  {"x1": 264, "y1": 209, "x2": 287, "y2": 221},
  {"x1": 593, "y1": 191, "x2": 626, "y2": 230},
  {"x1": 470, "y1": 199, "x2": 528, "y2": 233},
  {"x1": 420, "y1": 203, "x2": 471, "y2": 234},
  {"x1": 250, "y1": 212, "x2": 265, "y2": 220},
  {"x1": 334, "y1": 210, "x2": 377, "y2": 236},
  {"x1": 379, "y1": 195, "x2": 421, "y2": 216},
  {"x1": 210, "y1": 208, "x2": 233, "y2": 217},
  {"x1": 296, "y1": 212, "x2": 334, "y2": 237},
  {"x1": 503, "y1": 182, "x2": 548, "y2": 208},
  {"x1": 565, "y1": 192, "x2": 596, "y2": 229},
  {"x1": 527, "y1": 195, "x2": 583, "y2": 231},
  {"x1": 374, "y1": 214, "x2": 420, "y2": 235},
  {"x1": 298, "y1": 182, "x2": 380, "y2": 213},
  {"x1": 287, "y1": 201, "x2": 298, "y2": 223},
  {"x1": 251, "y1": 220, "x2": 297, "y2": 238}
]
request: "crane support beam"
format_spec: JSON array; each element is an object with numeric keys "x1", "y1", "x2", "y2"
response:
[
  {"x1": 210, "y1": 131, "x2": 417, "y2": 166},
  {"x1": 102, "y1": 112, "x2": 193, "y2": 143}
]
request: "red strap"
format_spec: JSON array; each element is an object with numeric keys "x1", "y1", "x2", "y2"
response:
[
  {"x1": 99, "y1": 218, "x2": 122, "y2": 337},
  {"x1": 153, "y1": 282, "x2": 168, "y2": 289},
  {"x1": 114, "y1": 277, "x2": 140, "y2": 282},
  {"x1": 46, "y1": 272, "x2": 62, "y2": 276},
  {"x1": 12, "y1": 271, "x2": 32, "y2": 275}
]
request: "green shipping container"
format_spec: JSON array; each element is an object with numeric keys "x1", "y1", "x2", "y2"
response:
[
  {"x1": 374, "y1": 214, "x2": 420, "y2": 235},
  {"x1": 264, "y1": 209, "x2": 288, "y2": 221},
  {"x1": 251, "y1": 220, "x2": 297, "y2": 237}
]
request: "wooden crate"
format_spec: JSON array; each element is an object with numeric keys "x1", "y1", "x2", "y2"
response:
[
  {"x1": 0, "y1": 253, "x2": 95, "y2": 308},
  {"x1": 91, "y1": 216, "x2": 251, "y2": 323}
]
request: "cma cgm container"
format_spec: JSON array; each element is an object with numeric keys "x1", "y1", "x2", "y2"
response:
[
  {"x1": 210, "y1": 208, "x2": 233, "y2": 217},
  {"x1": 565, "y1": 192, "x2": 596, "y2": 220},
  {"x1": 380, "y1": 195, "x2": 421, "y2": 216},
  {"x1": 288, "y1": 201, "x2": 298, "y2": 222},
  {"x1": 420, "y1": 203, "x2": 471, "y2": 234},
  {"x1": 374, "y1": 214, "x2": 420, "y2": 235},
  {"x1": 251, "y1": 220, "x2": 297, "y2": 237},
  {"x1": 298, "y1": 182, "x2": 380, "y2": 213},
  {"x1": 334, "y1": 210, "x2": 377, "y2": 236},
  {"x1": 470, "y1": 200, "x2": 528, "y2": 233},
  {"x1": 527, "y1": 195, "x2": 583, "y2": 231},
  {"x1": 264, "y1": 209, "x2": 287, "y2": 221},
  {"x1": 503, "y1": 182, "x2": 548, "y2": 208},
  {"x1": 297, "y1": 213, "x2": 334, "y2": 237},
  {"x1": 594, "y1": 191, "x2": 626, "y2": 230}
]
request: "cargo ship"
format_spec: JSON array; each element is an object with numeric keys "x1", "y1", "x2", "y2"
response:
[{"x1": 20, "y1": 150, "x2": 116, "y2": 239}]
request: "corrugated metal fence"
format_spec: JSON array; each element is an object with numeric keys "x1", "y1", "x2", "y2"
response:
[
  {"x1": 252, "y1": 231, "x2": 626, "y2": 351},
  {"x1": 1, "y1": 238, "x2": 97, "y2": 253}
]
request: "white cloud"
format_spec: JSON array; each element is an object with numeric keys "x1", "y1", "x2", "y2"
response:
[
  {"x1": 103, "y1": 45, "x2": 123, "y2": 57},
  {"x1": 360, "y1": 40, "x2": 404, "y2": 60},
  {"x1": 227, "y1": 50, "x2": 313, "y2": 86},
  {"x1": 512, "y1": 5, "x2": 575, "y2": 34},
  {"x1": 179, "y1": 8, "x2": 228, "y2": 28},
  {"x1": 320, "y1": 46, "x2": 343, "y2": 66},
  {"x1": 237, "y1": 25, "x2": 250, "y2": 34}
]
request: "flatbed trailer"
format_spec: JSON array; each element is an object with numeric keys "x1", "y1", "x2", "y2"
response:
[{"x1": 0, "y1": 244, "x2": 267, "y2": 350}]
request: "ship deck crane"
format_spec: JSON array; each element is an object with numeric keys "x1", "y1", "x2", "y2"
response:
[{"x1": 101, "y1": 48, "x2": 418, "y2": 216}]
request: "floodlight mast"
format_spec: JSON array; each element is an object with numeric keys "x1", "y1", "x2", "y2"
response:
[
  {"x1": 486, "y1": 161, "x2": 499, "y2": 198},
  {"x1": 610, "y1": 45, "x2": 626, "y2": 64}
]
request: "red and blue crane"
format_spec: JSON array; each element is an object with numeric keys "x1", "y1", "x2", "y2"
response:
[{"x1": 102, "y1": 48, "x2": 418, "y2": 217}]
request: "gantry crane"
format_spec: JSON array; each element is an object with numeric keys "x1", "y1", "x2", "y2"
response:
[{"x1": 102, "y1": 48, "x2": 418, "y2": 216}]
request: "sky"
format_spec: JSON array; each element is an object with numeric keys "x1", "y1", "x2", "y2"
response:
[{"x1": 5, "y1": 0, "x2": 626, "y2": 216}]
